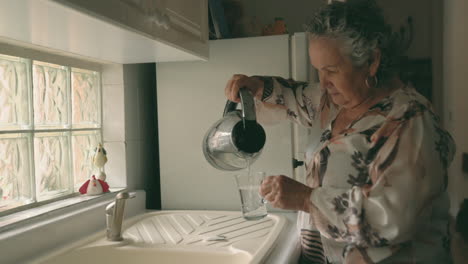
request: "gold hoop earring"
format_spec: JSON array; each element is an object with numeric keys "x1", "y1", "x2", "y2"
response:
[{"x1": 365, "y1": 75, "x2": 378, "y2": 89}]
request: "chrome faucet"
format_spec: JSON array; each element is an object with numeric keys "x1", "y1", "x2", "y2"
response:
[{"x1": 106, "y1": 191, "x2": 136, "y2": 241}]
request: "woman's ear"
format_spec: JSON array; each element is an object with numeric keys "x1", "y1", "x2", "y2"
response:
[{"x1": 369, "y1": 49, "x2": 381, "y2": 77}]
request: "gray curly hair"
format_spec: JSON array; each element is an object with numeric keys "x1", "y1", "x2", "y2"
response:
[{"x1": 305, "y1": 0, "x2": 409, "y2": 85}]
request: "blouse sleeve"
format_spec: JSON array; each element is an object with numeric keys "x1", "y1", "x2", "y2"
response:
[
  {"x1": 253, "y1": 76, "x2": 326, "y2": 128},
  {"x1": 306, "y1": 103, "x2": 456, "y2": 262}
]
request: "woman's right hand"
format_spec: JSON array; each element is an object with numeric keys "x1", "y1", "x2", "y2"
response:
[
  {"x1": 260, "y1": 175, "x2": 313, "y2": 212},
  {"x1": 224, "y1": 74, "x2": 264, "y2": 103}
]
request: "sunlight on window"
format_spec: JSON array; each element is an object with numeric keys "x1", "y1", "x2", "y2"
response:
[
  {"x1": 0, "y1": 55, "x2": 102, "y2": 213},
  {"x1": 0, "y1": 54, "x2": 32, "y2": 130},
  {"x1": 0, "y1": 133, "x2": 33, "y2": 211},
  {"x1": 33, "y1": 62, "x2": 70, "y2": 129},
  {"x1": 72, "y1": 130, "x2": 100, "y2": 191},
  {"x1": 72, "y1": 69, "x2": 100, "y2": 128}
]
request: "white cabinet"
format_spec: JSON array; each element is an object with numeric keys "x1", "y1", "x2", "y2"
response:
[
  {"x1": 54, "y1": 0, "x2": 209, "y2": 61},
  {"x1": 154, "y1": 0, "x2": 209, "y2": 59},
  {"x1": 0, "y1": 0, "x2": 208, "y2": 63}
]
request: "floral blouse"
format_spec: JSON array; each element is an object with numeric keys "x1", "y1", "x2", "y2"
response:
[{"x1": 255, "y1": 76, "x2": 456, "y2": 264}]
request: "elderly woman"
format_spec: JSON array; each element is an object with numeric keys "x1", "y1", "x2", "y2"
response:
[{"x1": 225, "y1": 0, "x2": 455, "y2": 263}]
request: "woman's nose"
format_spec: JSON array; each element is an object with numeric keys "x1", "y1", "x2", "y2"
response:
[
  {"x1": 318, "y1": 70, "x2": 326, "y2": 80},
  {"x1": 319, "y1": 74, "x2": 330, "y2": 88}
]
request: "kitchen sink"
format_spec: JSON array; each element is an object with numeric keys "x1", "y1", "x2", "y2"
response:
[
  {"x1": 36, "y1": 211, "x2": 286, "y2": 264},
  {"x1": 40, "y1": 246, "x2": 251, "y2": 264}
]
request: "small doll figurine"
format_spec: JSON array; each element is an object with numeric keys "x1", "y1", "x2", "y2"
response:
[
  {"x1": 92, "y1": 143, "x2": 108, "y2": 181},
  {"x1": 79, "y1": 175, "x2": 110, "y2": 195},
  {"x1": 79, "y1": 143, "x2": 110, "y2": 196}
]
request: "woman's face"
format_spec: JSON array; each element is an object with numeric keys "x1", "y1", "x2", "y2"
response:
[{"x1": 308, "y1": 37, "x2": 371, "y2": 109}]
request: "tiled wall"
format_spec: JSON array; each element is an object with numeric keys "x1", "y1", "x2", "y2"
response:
[
  {"x1": 102, "y1": 63, "x2": 160, "y2": 209},
  {"x1": 102, "y1": 64, "x2": 127, "y2": 188}
]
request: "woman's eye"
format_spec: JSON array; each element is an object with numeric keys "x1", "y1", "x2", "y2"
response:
[{"x1": 315, "y1": 67, "x2": 337, "y2": 76}]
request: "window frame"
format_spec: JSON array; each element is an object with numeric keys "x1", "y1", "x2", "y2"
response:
[{"x1": 0, "y1": 43, "x2": 105, "y2": 217}]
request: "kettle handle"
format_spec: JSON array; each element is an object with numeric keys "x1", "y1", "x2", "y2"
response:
[
  {"x1": 222, "y1": 88, "x2": 257, "y2": 122},
  {"x1": 223, "y1": 100, "x2": 237, "y2": 116}
]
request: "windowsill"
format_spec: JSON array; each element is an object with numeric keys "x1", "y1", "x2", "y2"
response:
[
  {"x1": 0, "y1": 189, "x2": 146, "y2": 264},
  {"x1": 0, "y1": 188, "x2": 125, "y2": 233}
]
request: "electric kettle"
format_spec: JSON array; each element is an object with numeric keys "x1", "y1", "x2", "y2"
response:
[{"x1": 202, "y1": 88, "x2": 266, "y2": 171}]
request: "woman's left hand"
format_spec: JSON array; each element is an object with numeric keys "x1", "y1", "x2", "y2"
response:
[{"x1": 260, "y1": 175, "x2": 313, "y2": 212}]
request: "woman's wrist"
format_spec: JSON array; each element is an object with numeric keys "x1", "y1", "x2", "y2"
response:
[{"x1": 251, "y1": 76, "x2": 270, "y2": 101}]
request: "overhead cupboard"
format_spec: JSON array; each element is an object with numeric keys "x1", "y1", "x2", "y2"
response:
[{"x1": 0, "y1": 0, "x2": 209, "y2": 63}]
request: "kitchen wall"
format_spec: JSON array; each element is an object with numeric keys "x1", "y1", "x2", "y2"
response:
[
  {"x1": 104, "y1": 63, "x2": 160, "y2": 209},
  {"x1": 443, "y1": 0, "x2": 468, "y2": 215}
]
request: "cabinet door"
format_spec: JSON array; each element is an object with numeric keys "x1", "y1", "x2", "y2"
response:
[
  {"x1": 162, "y1": 0, "x2": 208, "y2": 40},
  {"x1": 53, "y1": 0, "x2": 208, "y2": 60},
  {"x1": 137, "y1": 0, "x2": 209, "y2": 58},
  {"x1": 162, "y1": 0, "x2": 209, "y2": 58}
]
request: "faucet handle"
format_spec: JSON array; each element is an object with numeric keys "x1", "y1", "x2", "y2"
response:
[
  {"x1": 115, "y1": 191, "x2": 136, "y2": 200},
  {"x1": 105, "y1": 191, "x2": 136, "y2": 215},
  {"x1": 105, "y1": 191, "x2": 137, "y2": 241}
]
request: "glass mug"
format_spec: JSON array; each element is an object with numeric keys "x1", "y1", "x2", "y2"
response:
[{"x1": 234, "y1": 171, "x2": 268, "y2": 220}]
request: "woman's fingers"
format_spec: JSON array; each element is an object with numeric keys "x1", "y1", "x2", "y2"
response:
[
  {"x1": 224, "y1": 77, "x2": 238, "y2": 102},
  {"x1": 224, "y1": 74, "x2": 263, "y2": 102},
  {"x1": 263, "y1": 191, "x2": 277, "y2": 204},
  {"x1": 225, "y1": 74, "x2": 247, "y2": 102},
  {"x1": 260, "y1": 175, "x2": 280, "y2": 204},
  {"x1": 224, "y1": 77, "x2": 236, "y2": 102},
  {"x1": 259, "y1": 175, "x2": 313, "y2": 211},
  {"x1": 259, "y1": 175, "x2": 276, "y2": 197}
]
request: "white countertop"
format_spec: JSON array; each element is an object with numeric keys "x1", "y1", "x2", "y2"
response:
[
  {"x1": 263, "y1": 212, "x2": 300, "y2": 264},
  {"x1": 2, "y1": 195, "x2": 300, "y2": 264},
  {"x1": 36, "y1": 210, "x2": 295, "y2": 264}
]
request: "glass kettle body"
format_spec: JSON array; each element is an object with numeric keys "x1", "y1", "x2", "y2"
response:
[{"x1": 202, "y1": 89, "x2": 266, "y2": 171}]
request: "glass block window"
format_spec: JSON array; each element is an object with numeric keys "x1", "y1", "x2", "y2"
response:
[
  {"x1": 0, "y1": 54, "x2": 102, "y2": 213},
  {"x1": 0, "y1": 55, "x2": 32, "y2": 130},
  {"x1": 33, "y1": 62, "x2": 70, "y2": 129},
  {"x1": 72, "y1": 68, "x2": 100, "y2": 128},
  {"x1": 71, "y1": 130, "x2": 101, "y2": 190}
]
